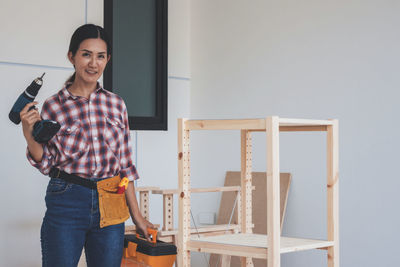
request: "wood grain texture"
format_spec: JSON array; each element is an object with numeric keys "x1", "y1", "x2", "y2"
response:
[{"x1": 191, "y1": 234, "x2": 334, "y2": 257}]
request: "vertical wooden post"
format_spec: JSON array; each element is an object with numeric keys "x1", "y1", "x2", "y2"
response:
[
  {"x1": 163, "y1": 194, "x2": 174, "y2": 231},
  {"x1": 327, "y1": 120, "x2": 339, "y2": 267},
  {"x1": 221, "y1": 255, "x2": 231, "y2": 267},
  {"x1": 178, "y1": 118, "x2": 191, "y2": 267},
  {"x1": 266, "y1": 116, "x2": 281, "y2": 267},
  {"x1": 236, "y1": 189, "x2": 242, "y2": 232},
  {"x1": 240, "y1": 130, "x2": 254, "y2": 267},
  {"x1": 139, "y1": 191, "x2": 149, "y2": 220}
]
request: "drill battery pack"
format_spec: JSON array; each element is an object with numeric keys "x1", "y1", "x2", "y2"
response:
[{"x1": 122, "y1": 234, "x2": 177, "y2": 267}]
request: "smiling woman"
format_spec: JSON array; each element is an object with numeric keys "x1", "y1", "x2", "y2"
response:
[{"x1": 20, "y1": 24, "x2": 155, "y2": 267}]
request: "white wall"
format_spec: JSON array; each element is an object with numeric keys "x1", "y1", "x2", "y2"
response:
[
  {"x1": 190, "y1": 1, "x2": 400, "y2": 267},
  {"x1": 0, "y1": 0, "x2": 190, "y2": 266}
]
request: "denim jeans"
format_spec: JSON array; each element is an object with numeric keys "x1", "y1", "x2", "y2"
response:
[{"x1": 41, "y1": 177, "x2": 125, "y2": 267}]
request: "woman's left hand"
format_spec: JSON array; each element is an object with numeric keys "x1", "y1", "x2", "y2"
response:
[{"x1": 133, "y1": 214, "x2": 156, "y2": 241}]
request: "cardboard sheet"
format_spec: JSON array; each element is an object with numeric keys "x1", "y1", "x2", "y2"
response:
[{"x1": 209, "y1": 171, "x2": 291, "y2": 267}]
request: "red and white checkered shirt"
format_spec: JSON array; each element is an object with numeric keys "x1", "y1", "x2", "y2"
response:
[{"x1": 26, "y1": 82, "x2": 139, "y2": 181}]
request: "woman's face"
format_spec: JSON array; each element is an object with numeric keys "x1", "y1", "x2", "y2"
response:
[{"x1": 68, "y1": 38, "x2": 110, "y2": 85}]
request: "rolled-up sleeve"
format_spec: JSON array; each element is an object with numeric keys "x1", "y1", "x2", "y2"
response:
[
  {"x1": 119, "y1": 101, "x2": 139, "y2": 181},
  {"x1": 25, "y1": 99, "x2": 56, "y2": 175},
  {"x1": 26, "y1": 144, "x2": 55, "y2": 175}
]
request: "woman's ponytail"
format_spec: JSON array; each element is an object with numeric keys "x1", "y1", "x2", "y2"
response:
[{"x1": 66, "y1": 72, "x2": 76, "y2": 84}]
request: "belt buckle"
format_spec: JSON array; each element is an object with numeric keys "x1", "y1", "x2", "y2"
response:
[{"x1": 50, "y1": 168, "x2": 61, "y2": 179}]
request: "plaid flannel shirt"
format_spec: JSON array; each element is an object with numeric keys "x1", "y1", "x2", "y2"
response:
[{"x1": 26, "y1": 82, "x2": 139, "y2": 181}]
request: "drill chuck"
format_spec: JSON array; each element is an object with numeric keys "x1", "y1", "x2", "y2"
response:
[{"x1": 25, "y1": 75, "x2": 44, "y2": 98}]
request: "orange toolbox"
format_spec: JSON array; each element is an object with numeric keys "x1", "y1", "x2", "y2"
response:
[{"x1": 122, "y1": 229, "x2": 177, "y2": 267}]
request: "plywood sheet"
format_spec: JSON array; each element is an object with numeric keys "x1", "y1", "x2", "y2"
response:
[{"x1": 209, "y1": 171, "x2": 291, "y2": 267}]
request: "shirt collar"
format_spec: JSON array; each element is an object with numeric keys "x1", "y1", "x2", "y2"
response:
[{"x1": 58, "y1": 82, "x2": 110, "y2": 103}]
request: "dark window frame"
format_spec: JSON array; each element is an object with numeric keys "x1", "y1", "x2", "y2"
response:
[{"x1": 104, "y1": 0, "x2": 168, "y2": 130}]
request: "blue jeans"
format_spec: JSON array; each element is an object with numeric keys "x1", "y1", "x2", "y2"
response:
[{"x1": 41, "y1": 177, "x2": 125, "y2": 267}]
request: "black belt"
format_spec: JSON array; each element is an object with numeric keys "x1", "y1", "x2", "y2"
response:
[{"x1": 49, "y1": 167, "x2": 97, "y2": 189}]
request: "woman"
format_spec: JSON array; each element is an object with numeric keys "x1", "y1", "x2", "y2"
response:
[{"x1": 20, "y1": 24, "x2": 153, "y2": 267}]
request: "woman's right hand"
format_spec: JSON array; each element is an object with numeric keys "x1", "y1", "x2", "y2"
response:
[{"x1": 20, "y1": 102, "x2": 41, "y2": 142}]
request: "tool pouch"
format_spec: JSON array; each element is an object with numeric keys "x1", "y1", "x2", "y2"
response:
[{"x1": 97, "y1": 175, "x2": 130, "y2": 228}]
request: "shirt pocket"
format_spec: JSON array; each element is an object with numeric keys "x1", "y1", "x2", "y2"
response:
[
  {"x1": 56, "y1": 121, "x2": 88, "y2": 158},
  {"x1": 104, "y1": 116, "x2": 125, "y2": 151}
]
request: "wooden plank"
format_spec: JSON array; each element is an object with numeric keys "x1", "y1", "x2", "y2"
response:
[
  {"x1": 236, "y1": 188, "x2": 242, "y2": 234},
  {"x1": 139, "y1": 191, "x2": 150, "y2": 220},
  {"x1": 209, "y1": 171, "x2": 291, "y2": 267},
  {"x1": 221, "y1": 254, "x2": 231, "y2": 267},
  {"x1": 327, "y1": 119, "x2": 339, "y2": 267},
  {"x1": 152, "y1": 186, "x2": 242, "y2": 195},
  {"x1": 280, "y1": 238, "x2": 334, "y2": 253},
  {"x1": 186, "y1": 119, "x2": 266, "y2": 131},
  {"x1": 157, "y1": 225, "x2": 240, "y2": 245},
  {"x1": 159, "y1": 229, "x2": 239, "y2": 244},
  {"x1": 163, "y1": 194, "x2": 174, "y2": 231},
  {"x1": 279, "y1": 118, "x2": 334, "y2": 126},
  {"x1": 153, "y1": 189, "x2": 179, "y2": 194},
  {"x1": 192, "y1": 186, "x2": 241, "y2": 193},
  {"x1": 266, "y1": 116, "x2": 281, "y2": 267},
  {"x1": 135, "y1": 187, "x2": 159, "y2": 221},
  {"x1": 184, "y1": 118, "x2": 331, "y2": 131},
  {"x1": 135, "y1": 186, "x2": 159, "y2": 192},
  {"x1": 250, "y1": 126, "x2": 328, "y2": 132},
  {"x1": 192, "y1": 234, "x2": 334, "y2": 253},
  {"x1": 159, "y1": 224, "x2": 240, "y2": 236},
  {"x1": 278, "y1": 126, "x2": 327, "y2": 132},
  {"x1": 189, "y1": 240, "x2": 268, "y2": 259},
  {"x1": 241, "y1": 131, "x2": 253, "y2": 234},
  {"x1": 185, "y1": 118, "x2": 333, "y2": 131},
  {"x1": 158, "y1": 235, "x2": 174, "y2": 243},
  {"x1": 178, "y1": 118, "x2": 191, "y2": 267},
  {"x1": 240, "y1": 130, "x2": 254, "y2": 266}
]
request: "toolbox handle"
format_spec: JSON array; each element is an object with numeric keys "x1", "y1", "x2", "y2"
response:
[{"x1": 136, "y1": 228, "x2": 158, "y2": 244}]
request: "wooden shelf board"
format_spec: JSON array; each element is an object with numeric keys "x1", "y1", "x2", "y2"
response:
[
  {"x1": 189, "y1": 234, "x2": 334, "y2": 257},
  {"x1": 152, "y1": 186, "x2": 242, "y2": 195},
  {"x1": 279, "y1": 118, "x2": 333, "y2": 127},
  {"x1": 152, "y1": 189, "x2": 179, "y2": 194},
  {"x1": 159, "y1": 224, "x2": 240, "y2": 237},
  {"x1": 186, "y1": 119, "x2": 266, "y2": 131},
  {"x1": 135, "y1": 186, "x2": 159, "y2": 192},
  {"x1": 184, "y1": 118, "x2": 333, "y2": 132}
]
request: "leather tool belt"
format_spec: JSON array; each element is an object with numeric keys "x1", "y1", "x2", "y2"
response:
[{"x1": 49, "y1": 167, "x2": 130, "y2": 228}]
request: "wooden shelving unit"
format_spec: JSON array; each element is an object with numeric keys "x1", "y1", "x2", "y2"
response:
[{"x1": 177, "y1": 117, "x2": 339, "y2": 267}]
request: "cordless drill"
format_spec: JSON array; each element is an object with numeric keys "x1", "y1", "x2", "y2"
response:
[{"x1": 9, "y1": 73, "x2": 60, "y2": 143}]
